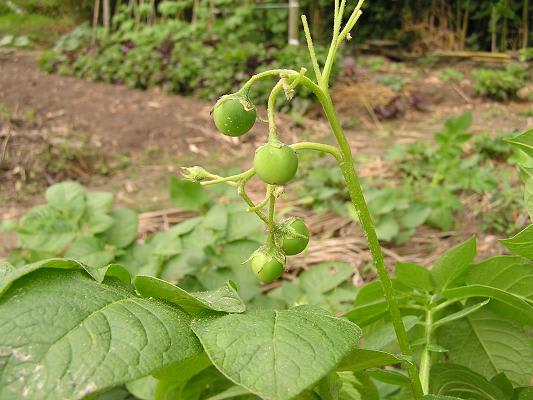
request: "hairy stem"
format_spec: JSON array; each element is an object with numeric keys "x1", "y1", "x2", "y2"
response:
[{"x1": 308, "y1": 86, "x2": 424, "y2": 398}]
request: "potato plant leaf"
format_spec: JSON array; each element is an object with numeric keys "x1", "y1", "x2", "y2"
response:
[
  {"x1": 437, "y1": 308, "x2": 533, "y2": 386},
  {"x1": 395, "y1": 262, "x2": 434, "y2": 292},
  {"x1": 429, "y1": 364, "x2": 506, "y2": 400},
  {"x1": 0, "y1": 269, "x2": 202, "y2": 399},
  {"x1": 191, "y1": 306, "x2": 362, "y2": 400},
  {"x1": 507, "y1": 129, "x2": 533, "y2": 158},
  {"x1": 337, "y1": 349, "x2": 409, "y2": 372},
  {"x1": 100, "y1": 207, "x2": 139, "y2": 248},
  {"x1": 0, "y1": 258, "x2": 129, "y2": 297},
  {"x1": 431, "y1": 236, "x2": 476, "y2": 291},
  {"x1": 499, "y1": 225, "x2": 533, "y2": 259},
  {"x1": 134, "y1": 275, "x2": 246, "y2": 314},
  {"x1": 442, "y1": 284, "x2": 533, "y2": 325}
]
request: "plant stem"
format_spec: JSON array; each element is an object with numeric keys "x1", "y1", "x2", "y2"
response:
[
  {"x1": 315, "y1": 90, "x2": 424, "y2": 398},
  {"x1": 301, "y1": 15, "x2": 323, "y2": 86},
  {"x1": 419, "y1": 304, "x2": 434, "y2": 394},
  {"x1": 268, "y1": 81, "x2": 285, "y2": 141}
]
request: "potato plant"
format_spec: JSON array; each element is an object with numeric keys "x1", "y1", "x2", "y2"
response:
[{"x1": 0, "y1": 2, "x2": 532, "y2": 399}]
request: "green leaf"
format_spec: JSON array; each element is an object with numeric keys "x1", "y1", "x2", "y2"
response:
[
  {"x1": 18, "y1": 204, "x2": 78, "y2": 253},
  {"x1": 86, "y1": 191, "x2": 114, "y2": 213},
  {"x1": 134, "y1": 276, "x2": 245, "y2": 314},
  {"x1": 0, "y1": 269, "x2": 202, "y2": 399},
  {"x1": 366, "y1": 369, "x2": 409, "y2": 386},
  {"x1": 401, "y1": 204, "x2": 431, "y2": 229},
  {"x1": 226, "y1": 206, "x2": 265, "y2": 242},
  {"x1": 422, "y1": 396, "x2": 463, "y2": 400},
  {"x1": 442, "y1": 284, "x2": 533, "y2": 325},
  {"x1": 433, "y1": 299, "x2": 490, "y2": 328},
  {"x1": 298, "y1": 262, "x2": 353, "y2": 294},
  {"x1": 375, "y1": 215, "x2": 399, "y2": 242},
  {"x1": 490, "y1": 373, "x2": 514, "y2": 399},
  {"x1": 45, "y1": 181, "x2": 86, "y2": 221},
  {"x1": 86, "y1": 212, "x2": 115, "y2": 234},
  {"x1": 431, "y1": 236, "x2": 476, "y2": 291},
  {"x1": 437, "y1": 308, "x2": 533, "y2": 386},
  {"x1": 515, "y1": 387, "x2": 533, "y2": 400},
  {"x1": 362, "y1": 316, "x2": 419, "y2": 350},
  {"x1": 317, "y1": 373, "x2": 342, "y2": 400},
  {"x1": 65, "y1": 237, "x2": 116, "y2": 268},
  {"x1": 500, "y1": 225, "x2": 533, "y2": 259},
  {"x1": 100, "y1": 207, "x2": 138, "y2": 248},
  {"x1": 170, "y1": 177, "x2": 209, "y2": 211},
  {"x1": 191, "y1": 306, "x2": 362, "y2": 400},
  {"x1": 344, "y1": 280, "x2": 410, "y2": 326},
  {"x1": 337, "y1": 349, "x2": 408, "y2": 371},
  {"x1": 507, "y1": 129, "x2": 533, "y2": 158},
  {"x1": 395, "y1": 262, "x2": 433, "y2": 292},
  {"x1": 429, "y1": 364, "x2": 506, "y2": 400},
  {"x1": 204, "y1": 385, "x2": 254, "y2": 400},
  {"x1": 0, "y1": 258, "x2": 127, "y2": 297},
  {"x1": 466, "y1": 256, "x2": 533, "y2": 323}
]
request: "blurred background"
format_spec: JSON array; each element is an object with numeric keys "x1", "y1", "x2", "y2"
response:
[{"x1": 0, "y1": 0, "x2": 532, "y2": 291}]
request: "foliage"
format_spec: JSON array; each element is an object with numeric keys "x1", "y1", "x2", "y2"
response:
[
  {"x1": 439, "y1": 67, "x2": 464, "y2": 82},
  {"x1": 40, "y1": 6, "x2": 337, "y2": 108},
  {"x1": 472, "y1": 64, "x2": 530, "y2": 101},
  {"x1": 2, "y1": 181, "x2": 139, "y2": 268},
  {"x1": 296, "y1": 114, "x2": 523, "y2": 243},
  {"x1": 0, "y1": 13, "x2": 73, "y2": 46},
  {"x1": 2, "y1": 3, "x2": 533, "y2": 400}
]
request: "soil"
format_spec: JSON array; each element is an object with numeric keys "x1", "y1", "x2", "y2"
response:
[{"x1": 0, "y1": 50, "x2": 531, "y2": 264}]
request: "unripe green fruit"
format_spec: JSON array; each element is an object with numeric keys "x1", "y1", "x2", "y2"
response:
[
  {"x1": 282, "y1": 219, "x2": 309, "y2": 255},
  {"x1": 251, "y1": 253, "x2": 285, "y2": 283},
  {"x1": 213, "y1": 95, "x2": 256, "y2": 137},
  {"x1": 253, "y1": 143, "x2": 298, "y2": 185}
]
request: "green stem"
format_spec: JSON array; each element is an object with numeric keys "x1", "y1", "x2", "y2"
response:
[
  {"x1": 301, "y1": 15, "x2": 323, "y2": 86},
  {"x1": 268, "y1": 81, "x2": 285, "y2": 141},
  {"x1": 313, "y1": 89, "x2": 424, "y2": 398},
  {"x1": 419, "y1": 303, "x2": 434, "y2": 394},
  {"x1": 291, "y1": 142, "x2": 342, "y2": 160}
]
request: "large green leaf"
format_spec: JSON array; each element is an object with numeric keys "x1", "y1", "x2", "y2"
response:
[
  {"x1": 0, "y1": 269, "x2": 202, "y2": 399},
  {"x1": 429, "y1": 364, "x2": 506, "y2": 400},
  {"x1": 431, "y1": 236, "x2": 476, "y2": 291},
  {"x1": 134, "y1": 276, "x2": 245, "y2": 314},
  {"x1": 191, "y1": 306, "x2": 362, "y2": 400},
  {"x1": 0, "y1": 258, "x2": 128, "y2": 297},
  {"x1": 437, "y1": 308, "x2": 533, "y2": 386},
  {"x1": 500, "y1": 225, "x2": 533, "y2": 259}
]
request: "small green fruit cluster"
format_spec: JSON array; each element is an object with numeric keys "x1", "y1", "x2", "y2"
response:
[
  {"x1": 212, "y1": 93, "x2": 299, "y2": 186},
  {"x1": 251, "y1": 218, "x2": 310, "y2": 283}
]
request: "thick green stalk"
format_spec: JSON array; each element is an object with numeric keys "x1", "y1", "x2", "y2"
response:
[
  {"x1": 315, "y1": 90, "x2": 424, "y2": 398},
  {"x1": 419, "y1": 306, "x2": 434, "y2": 394}
]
